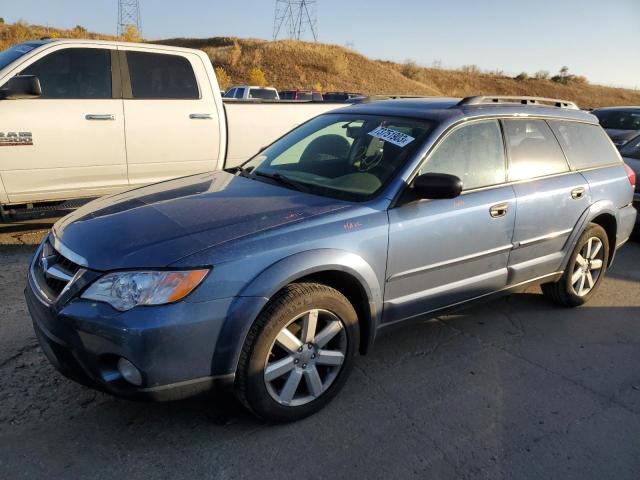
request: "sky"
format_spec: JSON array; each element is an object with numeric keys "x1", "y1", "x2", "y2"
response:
[{"x1": 2, "y1": 0, "x2": 639, "y2": 88}]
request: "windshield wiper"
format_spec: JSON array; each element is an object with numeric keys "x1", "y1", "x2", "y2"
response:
[
  {"x1": 252, "y1": 171, "x2": 310, "y2": 192},
  {"x1": 225, "y1": 165, "x2": 253, "y2": 178}
]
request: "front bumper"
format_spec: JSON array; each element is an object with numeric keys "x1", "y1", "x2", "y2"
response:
[{"x1": 25, "y1": 277, "x2": 237, "y2": 401}]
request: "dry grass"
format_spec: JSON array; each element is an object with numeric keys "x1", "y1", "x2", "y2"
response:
[{"x1": 2, "y1": 22, "x2": 639, "y2": 108}]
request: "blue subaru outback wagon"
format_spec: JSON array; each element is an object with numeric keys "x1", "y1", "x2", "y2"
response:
[{"x1": 26, "y1": 96, "x2": 637, "y2": 421}]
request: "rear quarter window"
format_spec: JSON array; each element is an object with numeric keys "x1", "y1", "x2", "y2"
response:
[{"x1": 549, "y1": 121, "x2": 621, "y2": 170}]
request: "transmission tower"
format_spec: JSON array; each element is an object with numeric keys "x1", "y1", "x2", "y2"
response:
[
  {"x1": 118, "y1": 0, "x2": 142, "y2": 36},
  {"x1": 273, "y1": 0, "x2": 318, "y2": 41}
]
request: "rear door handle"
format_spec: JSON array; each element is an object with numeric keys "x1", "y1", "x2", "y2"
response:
[
  {"x1": 189, "y1": 113, "x2": 213, "y2": 120},
  {"x1": 85, "y1": 114, "x2": 115, "y2": 121},
  {"x1": 489, "y1": 203, "x2": 509, "y2": 218},
  {"x1": 571, "y1": 187, "x2": 586, "y2": 199}
]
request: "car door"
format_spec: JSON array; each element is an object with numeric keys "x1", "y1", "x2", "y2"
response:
[
  {"x1": 383, "y1": 119, "x2": 516, "y2": 324},
  {"x1": 503, "y1": 119, "x2": 590, "y2": 284},
  {"x1": 0, "y1": 45, "x2": 127, "y2": 203},
  {"x1": 121, "y1": 48, "x2": 220, "y2": 186}
]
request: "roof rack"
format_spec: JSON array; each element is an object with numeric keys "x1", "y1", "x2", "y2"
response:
[{"x1": 457, "y1": 95, "x2": 579, "y2": 110}]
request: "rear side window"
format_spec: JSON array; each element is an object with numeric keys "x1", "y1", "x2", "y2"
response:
[
  {"x1": 420, "y1": 119, "x2": 506, "y2": 190},
  {"x1": 549, "y1": 121, "x2": 620, "y2": 169},
  {"x1": 126, "y1": 51, "x2": 198, "y2": 99},
  {"x1": 249, "y1": 88, "x2": 278, "y2": 100},
  {"x1": 21, "y1": 48, "x2": 111, "y2": 99},
  {"x1": 503, "y1": 119, "x2": 569, "y2": 181}
]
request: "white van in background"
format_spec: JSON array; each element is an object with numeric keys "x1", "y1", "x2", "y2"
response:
[
  {"x1": 223, "y1": 85, "x2": 280, "y2": 100},
  {"x1": 0, "y1": 40, "x2": 341, "y2": 219}
]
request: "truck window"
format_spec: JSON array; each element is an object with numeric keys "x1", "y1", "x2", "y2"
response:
[
  {"x1": 503, "y1": 119, "x2": 569, "y2": 181},
  {"x1": 234, "y1": 88, "x2": 245, "y2": 99},
  {"x1": 548, "y1": 121, "x2": 621, "y2": 170},
  {"x1": 20, "y1": 48, "x2": 112, "y2": 99},
  {"x1": 249, "y1": 88, "x2": 278, "y2": 100},
  {"x1": 126, "y1": 51, "x2": 199, "y2": 99}
]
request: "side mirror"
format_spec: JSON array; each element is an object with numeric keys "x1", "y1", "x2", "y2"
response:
[
  {"x1": 412, "y1": 173, "x2": 463, "y2": 199},
  {"x1": 0, "y1": 75, "x2": 42, "y2": 100}
]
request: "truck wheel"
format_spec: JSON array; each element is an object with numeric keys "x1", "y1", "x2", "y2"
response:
[
  {"x1": 236, "y1": 282, "x2": 359, "y2": 422},
  {"x1": 541, "y1": 223, "x2": 609, "y2": 307}
]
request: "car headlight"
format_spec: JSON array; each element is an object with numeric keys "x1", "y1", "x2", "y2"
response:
[{"x1": 81, "y1": 269, "x2": 209, "y2": 311}]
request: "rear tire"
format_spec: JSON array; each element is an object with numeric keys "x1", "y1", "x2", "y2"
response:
[
  {"x1": 235, "y1": 282, "x2": 359, "y2": 422},
  {"x1": 541, "y1": 223, "x2": 609, "y2": 307}
]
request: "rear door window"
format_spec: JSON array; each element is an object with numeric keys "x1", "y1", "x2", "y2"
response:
[
  {"x1": 503, "y1": 119, "x2": 569, "y2": 181},
  {"x1": 420, "y1": 119, "x2": 506, "y2": 190},
  {"x1": 126, "y1": 51, "x2": 199, "y2": 99},
  {"x1": 21, "y1": 48, "x2": 112, "y2": 99},
  {"x1": 549, "y1": 121, "x2": 620, "y2": 169}
]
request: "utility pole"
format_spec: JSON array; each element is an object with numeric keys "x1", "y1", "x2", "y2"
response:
[
  {"x1": 118, "y1": 0, "x2": 142, "y2": 36},
  {"x1": 273, "y1": 0, "x2": 318, "y2": 41}
]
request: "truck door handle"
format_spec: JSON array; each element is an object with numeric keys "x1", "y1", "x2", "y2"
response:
[
  {"x1": 189, "y1": 113, "x2": 213, "y2": 120},
  {"x1": 85, "y1": 114, "x2": 115, "y2": 121},
  {"x1": 489, "y1": 203, "x2": 509, "y2": 218},
  {"x1": 571, "y1": 187, "x2": 586, "y2": 199}
]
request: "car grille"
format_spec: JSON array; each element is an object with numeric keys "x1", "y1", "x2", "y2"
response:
[{"x1": 33, "y1": 238, "x2": 82, "y2": 300}]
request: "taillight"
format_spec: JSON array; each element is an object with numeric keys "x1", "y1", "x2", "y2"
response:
[{"x1": 623, "y1": 163, "x2": 636, "y2": 189}]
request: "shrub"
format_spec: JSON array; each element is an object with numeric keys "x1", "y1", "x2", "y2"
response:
[
  {"x1": 121, "y1": 25, "x2": 140, "y2": 42},
  {"x1": 460, "y1": 64, "x2": 481, "y2": 75},
  {"x1": 534, "y1": 70, "x2": 550, "y2": 80},
  {"x1": 228, "y1": 41, "x2": 242, "y2": 67},
  {"x1": 215, "y1": 66, "x2": 232, "y2": 90},
  {"x1": 0, "y1": 18, "x2": 5, "y2": 25},
  {"x1": 249, "y1": 67, "x2": 267, "y2": 86},
  {"x1": 514, "y1": 72, "x2": 529, "y2": 81},
  {"x1": 401, "y1": 60, "x2": 421, "y2": 80}
]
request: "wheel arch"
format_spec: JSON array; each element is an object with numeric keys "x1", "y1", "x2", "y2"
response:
[{"x1": 211, "y1": 249, "x2": 383, "y2": 377}]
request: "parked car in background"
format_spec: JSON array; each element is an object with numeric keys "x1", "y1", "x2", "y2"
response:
[
  {"x1": 591, "y1": 106, "x2": 640, "y2": 147},
  {"x1": 323, "y1": 91, "x2": 363, "y2": 102},
  {"x1": 620, "y1": 133, "x2": 640, "y2": 236},
  {"x1": 279, "y1": 90, "x2": 323, "y2": 101},
  {"x1": 26, "y1": 95, "x2": 636, "y2": 422},
  {"x1": 223, "y1": 85, "x2": 280, "y2": 100},
  {"x1": 0, "y1": 40, "x2": 344, "y2": 220}
]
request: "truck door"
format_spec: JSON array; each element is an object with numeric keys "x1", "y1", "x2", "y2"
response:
[
  {"x1": 0, "y1": 46, "x2": 127, "y2": 203},
  {"x1": 120, "y1": 48, "x2": 221, "y2": 186}
]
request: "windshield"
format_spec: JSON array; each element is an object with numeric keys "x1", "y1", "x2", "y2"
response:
[
  {"x1": 249, "y1": 88, "x2": 278, "y2": 100},
  {"x1": 593, "y1": 109, "x2": 640, "y2": 131},
  {"x1": 620, "y1": 134, "x2": 640, "y2": 160},
  {"x1": 0, "y1": 43, "x2": 40, "y2": 71},
  {"x1": 240, "y1": 113, "x2": 433, "y2": 201}
]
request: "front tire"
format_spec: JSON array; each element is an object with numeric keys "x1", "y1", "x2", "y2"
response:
[
  {"x1": 235, "y1": 282, "x2": 359, "y2": 422},
  {"x1": 541, "y1": 223, "x2": 609, "y2": 307}
]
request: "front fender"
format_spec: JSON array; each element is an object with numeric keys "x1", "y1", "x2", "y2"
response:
[{"x1": 211, "y1": 249, "x2": 383, "y2": 376}]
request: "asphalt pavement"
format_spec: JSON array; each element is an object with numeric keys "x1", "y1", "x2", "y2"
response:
[{"x1": 0, "y1": 222, "x2": 639, "y2": 479}]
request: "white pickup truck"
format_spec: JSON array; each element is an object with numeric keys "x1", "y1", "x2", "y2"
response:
[{"x1": 0, "y1": 39, "x2": 343, "y2": 217}]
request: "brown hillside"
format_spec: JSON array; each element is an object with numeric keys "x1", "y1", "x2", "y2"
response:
[{"x1": 2, "y1": 22, "x2": 639, "y2": 107}]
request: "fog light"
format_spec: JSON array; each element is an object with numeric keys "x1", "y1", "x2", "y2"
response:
[{"x1": 117, "y1": 357, "x2": 142, "y2": 386}]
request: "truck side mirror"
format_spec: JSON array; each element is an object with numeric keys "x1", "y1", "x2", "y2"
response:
[
  {"x1": 0, "y1": 75, "x2": 42, "y2": 100},
  {"x1": 412, "y1": 173, "x2": 463, "y2": 199}
]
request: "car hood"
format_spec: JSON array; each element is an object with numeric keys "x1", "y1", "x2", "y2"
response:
[
  {"x1": 53, "y1": 171, "x2": 351, "y2": 270},
  {"x1": 605, "y1": 129, "x2": 639, "y2": 146}
]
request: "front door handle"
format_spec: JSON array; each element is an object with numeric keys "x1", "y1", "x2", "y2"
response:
[
  {"x1": 85, "y1": 114, "x2": 115, "y2": 121},
  {"x1": 489, "y1": 203, "x2": 509, "y2": 218},
  {"x1": 571, "y1": 187, "x2": 586, "y2": 199},
  {"x1": 189, "y1": 113, "x2": 213, "y2": 120}
]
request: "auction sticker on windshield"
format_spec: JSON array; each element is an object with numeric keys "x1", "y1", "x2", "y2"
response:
[{"x1": 368, "y1": 126, "x2": 415, "y2": 147}]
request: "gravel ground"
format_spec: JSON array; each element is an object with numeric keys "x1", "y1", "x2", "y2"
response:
[{"x1": 1, "y1": 221, "x2": 639, "y2": 479}]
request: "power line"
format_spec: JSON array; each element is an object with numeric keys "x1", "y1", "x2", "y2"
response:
[
  {"x1": 118, "y1": 0, "x2": 142, "y2": 36},
  {"x1": 273, "y1": 0, "x2": 318, "y2": 41}
]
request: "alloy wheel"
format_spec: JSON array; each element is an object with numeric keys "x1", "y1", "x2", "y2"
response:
[
  {"x1": 571, "y1": 236, "x2": 605, "y2": 297},
  {"x1": 264, "y1": 309, "x2": 347, "y2": 407}
]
